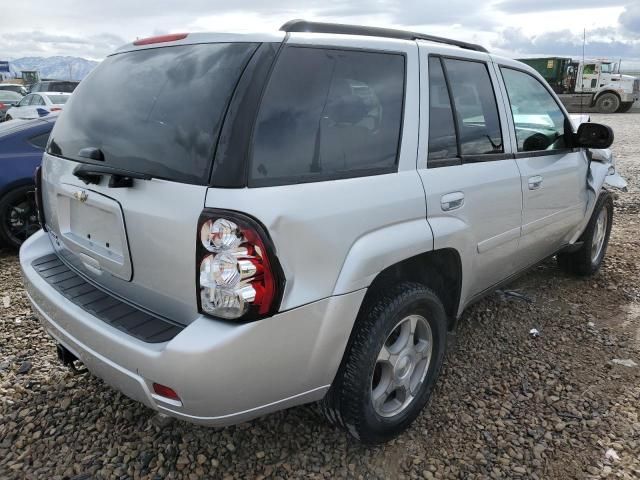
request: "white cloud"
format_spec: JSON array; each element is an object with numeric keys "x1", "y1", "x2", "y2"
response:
[{"x1": 0, "y1": 0, "x2": 638, "y2": 70}]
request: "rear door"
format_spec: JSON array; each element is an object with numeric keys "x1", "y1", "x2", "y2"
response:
[
  {"x1": 418, "y1": 45, "x2": 523, "y2": 298},
  {"x1": 495, "y1": 63, "x2": 588, "y2": 267},
  {"x1": 41, "y1": 41, "x2": 262, "y2": 324},
  {"x1": 31, "y1": 95, "x2": 48, "y2": 117}
]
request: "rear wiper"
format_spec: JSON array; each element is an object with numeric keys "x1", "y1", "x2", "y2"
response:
[{"x1": 73, "y1": 164, "x2": 152, "y2": 188}]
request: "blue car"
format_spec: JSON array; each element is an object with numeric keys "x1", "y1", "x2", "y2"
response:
[{"x1": 0, "y1": 116, "x2": 56, "y2": 248}]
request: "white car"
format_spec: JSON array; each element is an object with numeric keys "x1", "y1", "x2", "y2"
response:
[
  {"x1": 0, "y1": 83, "x2": 28, "y2": 96},
  {"x1": 5, "y1": 92, "x2": 71, "y2": 121}
]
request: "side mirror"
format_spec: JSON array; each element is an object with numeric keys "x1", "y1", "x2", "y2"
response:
[{"x1": 575, "y1": 122, "x2": 614, "y2": 149}]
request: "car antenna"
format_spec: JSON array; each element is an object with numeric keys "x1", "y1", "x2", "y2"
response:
[{"x1": 580, "y1": 27, "x2": 585, "y2": 118}]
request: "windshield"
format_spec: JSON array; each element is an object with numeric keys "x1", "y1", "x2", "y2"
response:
[
  {"x1": 49, "y1": 42, "x2": 259, "y2": 184},
  {"x1": 46, "y1": 94, "x2": 70, "y2": 104}
]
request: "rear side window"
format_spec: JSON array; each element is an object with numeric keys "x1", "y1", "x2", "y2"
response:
[
  {"x1": 46, "y1": 95, "x2": 69, "y2": 104},
  {"x1": 445, "y1": 59, "x2": 503, "y2": 156},
  {"x1": 427, "y1": 57, "x2": 503, "y2": 166},
  {"x1": 427, "y1": 57, "x2": 458, "y2": 161},
  {"x1": 49, "y1": 43, "x2": 259, "y2": 185},
  {"x1": 250, "y1": 47, "x2": 405, "y2": 186},
  {"x1": 29, "y1": 132, "x2": 50, "y2": 150}
]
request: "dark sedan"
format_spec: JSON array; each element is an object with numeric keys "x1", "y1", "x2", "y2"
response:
[
  {"x1": 0, "y1": 91, "x2": 23, "y2": 122},
  {"x1": 0, "y1": 115, "x2": 56, "y2": 248}
]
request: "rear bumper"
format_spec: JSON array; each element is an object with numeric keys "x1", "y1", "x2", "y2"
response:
[{"x1": 20, "y1": 230, "x2": 366, "y2": 426}]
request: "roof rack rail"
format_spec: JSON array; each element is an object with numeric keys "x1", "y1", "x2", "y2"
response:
[{"x1": 280, "y1": 19, "x2": 489, "y2": 53}]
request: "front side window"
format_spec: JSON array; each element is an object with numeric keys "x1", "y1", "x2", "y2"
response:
[
  {"x1": 583, "y1": 64, "x2": 597, "y2": 75},
  {"x1": 250, "y1": 47, "x2": 405, "y2": 186},
  {"x1": 501, "y1": 68, "x2": 570, "y2": 152}
]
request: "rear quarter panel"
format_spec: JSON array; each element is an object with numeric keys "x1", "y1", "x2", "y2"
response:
[{"x1": 206, "y1": 34, "x2": 432, "y2": 310}]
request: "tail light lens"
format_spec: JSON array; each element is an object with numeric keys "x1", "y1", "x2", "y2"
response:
[
  {"x1": 196, "y1": 210, "x2": 284, "y2": 321},
  {"x1": 49, "y1": 107, "x2": 62, "y2": 112},
  {"x1": 0, "y1": 103, "x2": 5, "y2": 109}
]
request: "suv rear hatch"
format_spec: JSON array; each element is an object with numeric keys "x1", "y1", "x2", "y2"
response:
[{"x1": 41, "y1": 40, "x2": 261, "y2": 325}]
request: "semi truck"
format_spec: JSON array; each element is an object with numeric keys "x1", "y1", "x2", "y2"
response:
[{"x1": 517, "y1": 57, "x2": 640, "y2": 113}]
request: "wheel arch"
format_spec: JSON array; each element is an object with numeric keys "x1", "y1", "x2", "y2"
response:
[
  {"x1": 592, "y1": 89, "x2": 620, "y2": 106},
  {"x1": 0, "y1": 178, "x2": 35, "y2": 201},
  {"x1": 357, "y1": 248, "x2": 463, "y2": 331}
]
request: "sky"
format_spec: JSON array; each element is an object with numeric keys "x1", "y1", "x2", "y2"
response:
[{"x1": 1, "y1": 1, "x2": 639, "y2": 69}]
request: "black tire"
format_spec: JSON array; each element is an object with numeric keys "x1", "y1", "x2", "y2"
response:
[
  {"x1": 4, "y1": 115, "x2": 11, "y2": 121},
  {"x1": 617, "y1": 102, "x2": 634, "y2": 113},
  {"x1": 557, "y1": 193, "x2": 613, "y2": 276},
  {"x1": 595, "y1": 93, "x2": 620, "y2": 114},
  {"x1": 0, "y1": 184, "x2": 40, "y2": 249},
  {"x1": 321, "y1": 282, "x2": 448, "y2": 444}
]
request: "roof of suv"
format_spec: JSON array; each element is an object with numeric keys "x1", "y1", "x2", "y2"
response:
[
  {"x1": 112, "y1": 21, "x2": 533, "y2": 78},
  {"x1": 114, "y1": 20, "x2": 488, "y2": 55}
]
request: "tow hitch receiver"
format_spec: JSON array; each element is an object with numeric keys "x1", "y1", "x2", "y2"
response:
[{"x1": 56, "y1": 344, "x2": 88, "y2": 374}]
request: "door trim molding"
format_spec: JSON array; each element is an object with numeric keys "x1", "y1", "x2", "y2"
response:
[{"x1": 476, "y1": 225, "x2": 521, "y2": 253}]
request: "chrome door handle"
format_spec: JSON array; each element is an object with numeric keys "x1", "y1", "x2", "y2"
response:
[
  {"x1": 441, "y1": 192, "x2": 465, "y2": 211},
  {"x1": 528, "y1": 175, "x2": 543, "y2": 190}
]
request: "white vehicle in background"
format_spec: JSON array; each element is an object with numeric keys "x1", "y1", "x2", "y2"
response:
[
  {"x1": 517, "y1": 57, "x2": 640, "y2": 113},
  {"x1": 5, "y1": 92, "x2": 71, "y2": 121},
  {"x1": 0, "y1": 83, "x2": 28, "y2": 96}
]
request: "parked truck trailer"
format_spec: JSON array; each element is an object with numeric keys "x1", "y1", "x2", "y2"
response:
[{"x1": 517, "y1": 57, "x2": 639, "y2": 113}]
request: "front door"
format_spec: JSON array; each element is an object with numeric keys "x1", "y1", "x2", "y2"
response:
[
  {"x1": 497, "y1": 65, "x2": 589, "y2": 268},
  {"x1": 418, "y1": 48, "x2": 524, "y2": 299},
  {"x1": 577, "y1": 63, "x2": 599, "y2": 92}
]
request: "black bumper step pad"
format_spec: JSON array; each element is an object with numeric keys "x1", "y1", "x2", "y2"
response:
[{"x1": 32, "y1": 254, "x2": 184, "y2": 343}]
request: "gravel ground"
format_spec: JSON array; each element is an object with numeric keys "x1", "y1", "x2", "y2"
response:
[{"x1": 1, "y1": 114, "x2": 639, "y2": 479}]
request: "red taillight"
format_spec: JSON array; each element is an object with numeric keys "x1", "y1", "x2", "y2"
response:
[
  {"x1": 152, "y1": 383, "x2": 181, "y2": 401},
  {"x1": 197, "y1": 210, "x2": 284, "y2": 321},
  {"x1": 0, "y1": 103, "x2": 5, "y2": 109},
  {"x1": 49, "y1": 107, "x2": 62, "y2": 112},
  {"x1": 133, "y1": 33, "x2": 188, "y2": 46}
]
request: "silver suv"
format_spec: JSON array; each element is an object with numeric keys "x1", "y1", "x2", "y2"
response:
[{"x1": 20, "y1": 21, "x2": 625, "y2": 444}]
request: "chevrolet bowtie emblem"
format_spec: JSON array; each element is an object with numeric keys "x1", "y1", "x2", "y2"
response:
[{"x1": 73, "y1": 190, "x2": 88, "y2": 203}]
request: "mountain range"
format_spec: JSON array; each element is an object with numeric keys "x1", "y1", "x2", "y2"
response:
[{"x1": 6, "y1": 56, "x2": 99, "y2": 81}]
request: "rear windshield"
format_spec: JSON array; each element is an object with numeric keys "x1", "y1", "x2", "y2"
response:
[
  {"x1": 48, "y1": 82, "x2": 78, "y2": 93},
  {"x1": 0, "y1": 85, "x2": 24, "y2": 94},
  {"x1": 46, "y1": 94, "x2": 70, "y2": 104},
  {"x1": 49, "y1": 42, "x2": 259, "y2": 184}
]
